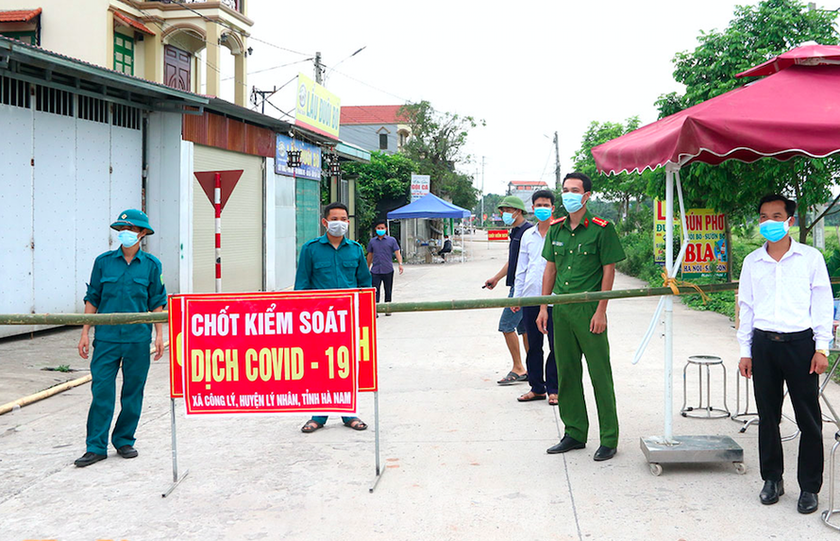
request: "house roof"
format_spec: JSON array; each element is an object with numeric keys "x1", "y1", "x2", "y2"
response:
[
  {"x1": 509, "y1": 181, "x2": 548, "y2": 186},
  {"x1": 341, "y1": 105, "x2": 408, "y2": 125},
  {"x1": 0, "y1": 8, "x2": 42, "y2": 23},
  {"x1": 114, "y1": 11, "x2": 155, "y2": 36}
]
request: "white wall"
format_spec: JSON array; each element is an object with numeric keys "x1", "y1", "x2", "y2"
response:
[
  {"x1": 274, "y1": 172, "x2": 297, "y2": 290},
  {"x1": 144, "y1": 111, "x2": 184, "y2": 294},
  {"x1": 30, "y1": 0, "x2": 111, "y2": 66}
]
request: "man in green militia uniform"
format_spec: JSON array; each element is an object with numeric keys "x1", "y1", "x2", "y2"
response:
[{"x1": 537, "y1": 172, "x2": 625, "y2": 462}]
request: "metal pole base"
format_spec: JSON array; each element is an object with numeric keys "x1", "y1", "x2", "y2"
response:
[
  {"x1": 369, "y1": 467, "x2": 385, "y2": 493},
  {"x1": 162, "y1": 470, "x2": 190, "y2": 498},
  {"x1": 641, "y1": 435, "x2": 745, "y2": 477}
]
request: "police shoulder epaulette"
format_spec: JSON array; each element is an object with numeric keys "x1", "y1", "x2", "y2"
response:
[
  {"x1": 592, "y1": 216, "x2": 609, "y2": 228},
  {"x1": 550, "y1": 216, "x2": 567, "y2": 226}
]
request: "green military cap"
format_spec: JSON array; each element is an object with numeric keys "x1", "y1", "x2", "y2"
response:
[
  {"x1": 497, "y1": 195, "x2": 526, "y2": 212},
  {"x1": 111, "y1": 209, "x2": 155, "y2": 235}
]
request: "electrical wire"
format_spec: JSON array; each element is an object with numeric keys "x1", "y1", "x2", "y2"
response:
[{"x1": 170, "y1": 0, "x2": 312, "y2": 57}]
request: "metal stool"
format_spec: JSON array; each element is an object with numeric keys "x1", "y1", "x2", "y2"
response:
[
  {"x1": 732, "y1": 368, "x2": 759, "y2": 432},
  {"x1": 822, "y1": 431, "x2": 840, "y2": 531},
  {"x1": 681, "y1": 355, "x2": 730, "y2": 419}
]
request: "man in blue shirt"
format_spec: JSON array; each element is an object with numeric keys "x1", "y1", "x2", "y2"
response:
[
  {"x1": 366, "y1": 219, "x2": 403, "y2": 314},
  {"x1": 74, "y1": 209, "x2": 167, "y2": 468},
  {"x1": 484, "y1": 196, "x2": 533, "y2": 385},
  {"x1": 297, "y1": 202, "x2": 372, "y2": 433}
]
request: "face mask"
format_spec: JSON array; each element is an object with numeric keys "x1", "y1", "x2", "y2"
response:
[
  {"x1": 562, "y1": 193, "x2": 584, "y2": 213},
  {"x1": 533, "y1": 207, "x2": 552, "y2": 222},
  {"x1": 760, "y1": 219, "x2": 790, "y2": 243},
  {"x1": 502, "y1": 212, "x2": 515, "y2": 225},
  {"x1": 376, "y1": 229, "x2": 386, "y2": 236},
  {"x1": 118, "y1": 230, "x2": 139, "y2": 248},
  {"x1": 326, "y1": 220, "x2": 348, "y2": 237}
]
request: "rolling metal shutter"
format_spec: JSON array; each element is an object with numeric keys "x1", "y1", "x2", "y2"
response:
[{"x1": 192, "y1": 144, "x2": 263, "y2": 293}]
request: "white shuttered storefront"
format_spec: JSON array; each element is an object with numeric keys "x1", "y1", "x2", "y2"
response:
[{"x1": 192, "y1": 144, "x2": 264, "y2": 292}]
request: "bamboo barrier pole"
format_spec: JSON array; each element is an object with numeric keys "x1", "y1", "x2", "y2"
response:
[
  {"x1": 0, "y1": 282, "x2": 743, "y2": 325},
  {"x1": 0, "y1": 341, "x2": 168, "y2": 416}
]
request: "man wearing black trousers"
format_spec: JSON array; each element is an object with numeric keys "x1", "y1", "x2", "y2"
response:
[
  {"x1": 367, "y1": 219, "x2": 403, "y2": 316},
  {"x1": 738, "y1": 193, "x2": 833, "y2": 514}
]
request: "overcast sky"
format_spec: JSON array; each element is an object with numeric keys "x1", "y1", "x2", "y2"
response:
[{"x1": 240, "y1": 0, "x2": 768, "y2": 196}]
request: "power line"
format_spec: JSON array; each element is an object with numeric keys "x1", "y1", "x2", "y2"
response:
[
  {"x1": 326, "y1": 65, "x2": 412, "y2": 103},
  {"x1": 169, "y1": 0, "x2": 312, "y2": 57},
  {"x1": 224, "y1": 57, "x2": 313, "y2": 80}
]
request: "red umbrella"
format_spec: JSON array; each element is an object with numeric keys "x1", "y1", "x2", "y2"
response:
[
  {"x1": 592, "y1": 63, "x2": 840, "y2": 175},
  {"x1": 590, "y1": 46, "x2": 840, "y2": 450},
  {"x1": 736, "y1": 43, "x2": 840, "y2": 77}
]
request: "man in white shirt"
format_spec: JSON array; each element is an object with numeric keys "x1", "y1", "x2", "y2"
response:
[
  {"x1": 738, "y1": 194, "x2": 833, "y2": 514},
  {"x1": 511, "y1": 190, "x2": 558, "y2": 405}
]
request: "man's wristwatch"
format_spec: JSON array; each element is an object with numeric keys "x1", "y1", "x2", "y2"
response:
[{"x1": 817, "y1": 349, "x2": 830, "y2": 357}]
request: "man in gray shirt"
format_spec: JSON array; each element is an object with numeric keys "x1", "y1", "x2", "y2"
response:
[{"x1": 366, "y1": 219, "x2": 404, "y2": 315}]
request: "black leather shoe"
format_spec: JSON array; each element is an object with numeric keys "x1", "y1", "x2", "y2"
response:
[
  {"x1": 593, "y1": 445, "x2": 617, "y2": 462},
  {"x1": 116, "y1": 445, "x2": 138, "y2": 459},
  {"x1": 798, "y1": 491, "x2": 819, "y2": 514},
  {"x1": 546, "y1": 435, "x2": 585, "y2": 454},
  {"x1": 759, "y1": 479, "x2": 784, "y2": 505},
  {"x1": 74, "y1": 452, "x2": 107, "y2": 468}
]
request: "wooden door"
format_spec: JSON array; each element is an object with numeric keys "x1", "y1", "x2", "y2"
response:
[{"x1": 164, "y1": 45, "x2": 191, "y2": 91}]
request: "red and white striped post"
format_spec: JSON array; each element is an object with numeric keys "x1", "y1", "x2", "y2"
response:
[{"x1": 214, "y1": 172, "x2": 222, "y2": 293}]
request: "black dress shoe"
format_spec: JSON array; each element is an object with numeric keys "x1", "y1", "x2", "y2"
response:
[
  {"x1": 593, "y1": 445, "x2": 617, "y2": 462},
  {"x1": 74, "y1": 452, "x2": 107, "y2": 468},
  {"x1": 759, "y1": 479, "x2": 784, "y2": 505},
  {"x1": 546, "y1": 435, "x2": 585, "y2": 454},
  {"x1": 116, "y1": 445, "x2": 138, "y2": 459},
  {"x1": 798, "y1": 491, "x2": 819, "y2": 514}
]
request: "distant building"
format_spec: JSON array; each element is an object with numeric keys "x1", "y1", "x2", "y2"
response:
[
  {"x1": 340, "y1": 105, "x2": 411, "y2": 154},
  {"x1": 507, "y1": 180, "x2": 549, "y2": 213},
  {"x1": 0, "y1": 0, "x2": 252, "y2": 106}
]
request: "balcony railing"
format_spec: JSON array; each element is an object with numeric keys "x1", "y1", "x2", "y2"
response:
[{"x1": 159, "y1": 0, "x2": 241, "y2": 13}]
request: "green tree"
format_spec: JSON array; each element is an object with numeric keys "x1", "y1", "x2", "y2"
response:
[
  {"x1": 654, "y1": 0, "x2": 840, "y2": 241},
  {"x1": 572, "y1": 117, "x2": 653, "y2": 220},
  {"x1": 343, "y1": 151, "x2": 416, "y2": 242},
  {"x1": 399, "y1": 101, "x2": 482, "y2": 210}
]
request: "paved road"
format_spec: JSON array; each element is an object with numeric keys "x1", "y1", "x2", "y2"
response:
[{"x1": 1, "y1": 233, "x2": 838, "y2": 540}]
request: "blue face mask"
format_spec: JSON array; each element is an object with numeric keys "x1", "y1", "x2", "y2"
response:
[
  {"x1": 760, "y1": 219, "x2": 790, "y2": 243},
  {"x1": 118, "y1": 230, "x2": 139, "y2": 248},
  {"x1": 562, "y1": 193, "x2": 584, "y2": 213},
  {"x1": 376, "y1": 229, "x2": 386, "y2": 236},
  {"x1": 502, "y1": 212, "x2": 515, "y2": 225},
  {"x1": 533, "y1": 207, "x2": 552, "y2": 222}
]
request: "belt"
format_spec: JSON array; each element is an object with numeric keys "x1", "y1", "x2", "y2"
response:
[{"x1": 754, "y1": 328, "x2": 813, "y2": 342}]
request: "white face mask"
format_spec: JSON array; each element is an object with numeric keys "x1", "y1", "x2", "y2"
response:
[{"x1": 326, "y1": 220, "x2": 348, "y2": 237}]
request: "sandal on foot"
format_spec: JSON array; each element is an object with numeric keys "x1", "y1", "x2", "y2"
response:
[
  {"x1": 497, "y1": 371, "x2": 528, "y2": 385},
  {"x1": 301, "y1": 420, "x2": 324, "y2": 433},
  {"x1": 517, "y1": 392, "x2": 547, "y2": 402},
  {"x1": 344, "y1": 418, "x2": 368, "y2": 431},
  {"x1": 548, "y1": 394, "x2": 559, "y2": 406}
]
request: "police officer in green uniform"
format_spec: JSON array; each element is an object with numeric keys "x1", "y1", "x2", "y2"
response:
[
  {"x1": 75, "y1": 209, "x2": 167, "y2": 467},
  {"x1": 296, "y1": 202, "x2": 372, "y2": 434},
  {"x1": 537, "y1": 172, "x2": 625, "y2": 462}
]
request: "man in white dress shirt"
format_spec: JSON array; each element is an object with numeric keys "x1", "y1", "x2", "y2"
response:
[
  {"x1": 738, "y1": 194, "x2": 832, "y2": 514},
  {"x1": 511, "y1": 190, "x2": 558, "y2": 405}
]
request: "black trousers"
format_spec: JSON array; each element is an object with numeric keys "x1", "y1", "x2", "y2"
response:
[
  {"x1": 372, "y1": 271, "x2": 394, "y2": 303},
  {"x1": 522, "y1": 306, "x2": 557, "y2": 395},
  {"x1": 752, "y1": 329, "x2": 823, "y2": 493}
]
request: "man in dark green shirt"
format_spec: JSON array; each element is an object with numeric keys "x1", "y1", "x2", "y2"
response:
[
  {"x1": 537, "y1": 172, "x2": 626, "y2": 462},
  {"x1": 75, "y1": 209, "x2": 167, "y2": 468},
  {"x1": 296, "y1": 202, "x2": 372, "y2": 433}
]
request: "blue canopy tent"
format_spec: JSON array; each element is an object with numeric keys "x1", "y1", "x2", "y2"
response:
[{"x1": 387, "y1": 193, "x2": 471, "y2": 263}]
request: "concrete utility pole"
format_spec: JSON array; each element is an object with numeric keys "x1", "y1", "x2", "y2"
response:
[
  {"x1": 553, "y1": 131, "x2": 561, "y2": 190},
  {"x1": 314, "y1": 52, "x2": 324, "y2": 84}
]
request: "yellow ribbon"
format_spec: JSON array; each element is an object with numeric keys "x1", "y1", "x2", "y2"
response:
[{"x1": 661, "y1": 272, "x2": 711, "y2": 304}]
